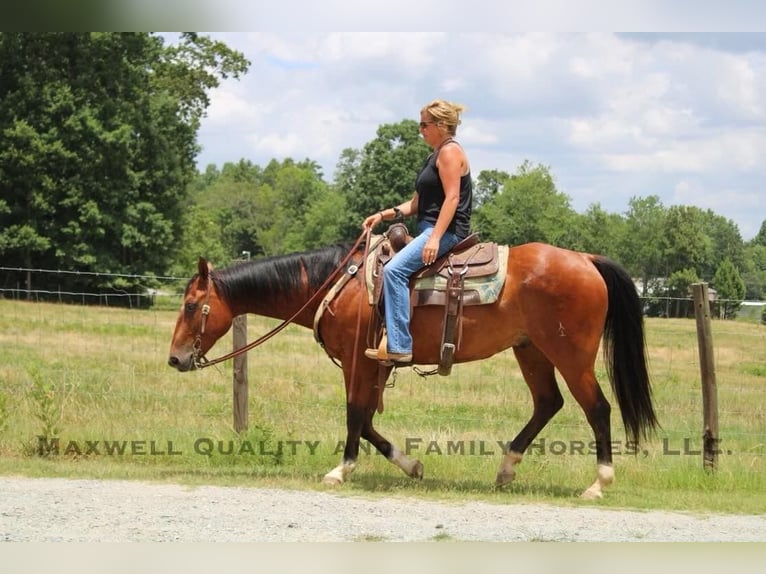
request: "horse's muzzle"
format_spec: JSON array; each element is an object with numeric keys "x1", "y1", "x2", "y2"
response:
[{"x1": 167, "y1": 353, "x2": 197, "y2": 372}]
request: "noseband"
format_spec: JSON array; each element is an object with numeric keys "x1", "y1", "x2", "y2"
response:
[{"x1": 191, "y1": 276, "x2": 213, "y2": 369}]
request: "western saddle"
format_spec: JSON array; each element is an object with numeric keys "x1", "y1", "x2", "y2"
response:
[{"x1": 370, "y1": 223, "x2": 501, "y2": 375}]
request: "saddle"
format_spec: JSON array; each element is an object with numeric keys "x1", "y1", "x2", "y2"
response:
[{"x1": 368, "y1": 223, "x2": 505, "y2": 375}]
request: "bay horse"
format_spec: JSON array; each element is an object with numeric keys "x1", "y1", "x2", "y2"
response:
[{"x1": 168, "y1": 240, "x2": 657, "y2": 498}]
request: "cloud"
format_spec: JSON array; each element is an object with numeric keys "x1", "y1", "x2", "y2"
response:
[{"x1": 193, "y1": 32, "x2": 766, "y2": 239}]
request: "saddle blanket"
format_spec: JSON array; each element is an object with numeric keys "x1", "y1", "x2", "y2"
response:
[{"x1": 364, "y1": 238, "x2": 508, "y2": 306}]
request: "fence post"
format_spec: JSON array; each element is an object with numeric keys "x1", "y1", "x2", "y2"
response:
[
  {"x1": 232, "y1": 314, "x2": 249, "y2": 433},
  {"x1": 691, "y1": 282, "x2": 719, "y2": 471}
]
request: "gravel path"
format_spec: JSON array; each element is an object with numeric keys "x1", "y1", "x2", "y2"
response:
[{"x1": 1, "y1": 476, "x2": 764, "y2": 542}]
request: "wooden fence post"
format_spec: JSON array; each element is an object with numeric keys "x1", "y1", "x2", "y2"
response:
[
  {"x1": 691, "y1": 282, "x2": 719, "y2": 471},
  {"x1": 232, "y1": 314, "x2": 248, "y2": 433}
]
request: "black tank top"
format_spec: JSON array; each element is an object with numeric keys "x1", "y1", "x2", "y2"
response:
[{"x1": 415, "y1": 141, "x2": 472, "y2": 239}]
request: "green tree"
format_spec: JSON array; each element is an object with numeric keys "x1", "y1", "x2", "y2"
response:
[
  {"x1": 0, "y1": 32, "x2": 248, "y2": 300},
  {"x1": 473, "y1": 169, "x2": 508, "y2": 210},
  {"x1": 266, "y1": 158, "x2": 328, "y2": 252},
  {"x1": 169, "y1": 203, "x2": 230, "y2": 278},
  {"x1": 660, "y1": 205, "x2": 712, "y2": 280},
  {"x1": 665, "y1": 267, "x2": 700, "y2": 318},
  {"x1": 570, "y1": 203, "x2": 626, "y2": 257},
  {"x1": 742, "y1": 244, "x2": 766, "y2": 300},
  {"x1": 618, "y1": 196, "x2": 666, "y2": 296},
  {"x1": 190, "y1": 163, "x2": 265, "y2": 260},
  {"x1": 337, "y1": 120, "x2": 430, "y2": 239},
  {"x1": 299, "y1": 188, "x2": 348, "y2": 249},
  {"x1": 184, "y1": 157, "x2": 334, "y2": 259},
  {"x1": 473, "y1": 161, "x2": 577, "y2": 246},
  {"x1": 699, "y1": 210, "x2": 745, "y2": 278},
  {"x1": 751, "y1": 219, "x2": 766, "y2": 247},
  {"x1": 712, "y1": 259, "x2": 746, "y2": 319}
]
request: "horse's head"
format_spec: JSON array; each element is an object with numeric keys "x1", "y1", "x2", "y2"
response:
[{"x1": 168, "y1": 257, "x2": 235, "y2": 372}]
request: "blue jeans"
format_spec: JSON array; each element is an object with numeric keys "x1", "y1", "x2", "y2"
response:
[{"x1": 382, "y1": 222, "x2": 460, "y2": 354}]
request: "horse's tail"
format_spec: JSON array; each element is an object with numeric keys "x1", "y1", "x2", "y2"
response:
[{"x1": 591, "y1": 256, "x2": 659, "y2": 445}]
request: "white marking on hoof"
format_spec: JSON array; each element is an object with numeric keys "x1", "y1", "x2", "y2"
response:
[
  {"x1": 581, "y1": 463, "x2": 614, "y2": 499},
  {"x1": 391, "y1": 446, "x2": 423, "y2": 479},
  {"x1": 496, "y1": 450, "x2": 523, "y2": 487},
  {"x1": 322, "y1": 461, "x2": 356, "y2": 485}
]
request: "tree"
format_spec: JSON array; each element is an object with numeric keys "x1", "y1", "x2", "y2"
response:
[
  {"x1": 190, "y1": 163, "x2": 266, "y2": 259},
  {"x1": 660, "y1": 205, "x2": 712, "y2": 280},
  {"x1": 751, "y1": 219, "x2": 766, "y2": 248},
  {"x1": 665, "y1": 268, "x2": 700, "y2": 318},
  {"x1": 699, "y1": 210, "x2": 745, "y2": 278},
  {"x1": 0, "y1": 33, "x2": 249, "y2": 300},
  {"x1": 184, "y1": 157, "x2": 335, "y2": 259},
  {"x1": 712, "y1": 259, "x2": 746, "y2": 319},
  {"x1": 472, "y1": 161, "x2": 577, "y2": 246},
  {"x1": 337, "y1": 120, "x2": 431, "y2": 239},
  {"x1": 299, "y1": 188, "x2": 348, "y2": 249},
  {"x1": 742, "y1": 244, "x2": 766, "y2": 300},
  {"x1": 570, "y1": 203, "x2": 626, "y2": 258},
  {"x1": 169, "y1": 202, "x2": 230, "y2": 278},
  {"x1": 265, "y1": 158, "x2": 328, "y2": 252},
  {"x1": 473, "y1": 169, "x2": 508, "y2": 210},
  {"x1": 618, "y1": 196, "x2": 666, "y2": 296}
]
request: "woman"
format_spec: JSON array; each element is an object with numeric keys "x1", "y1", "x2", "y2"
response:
[{"x1": 363, "y1": 99, "x2": 473, "y2": 364}]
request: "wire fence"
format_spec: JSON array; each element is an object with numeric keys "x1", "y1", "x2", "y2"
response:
[
  {"x1": 1, "y1": 266, "x2": 764, "y2": 466},
  {"x1": 4, "y1": 264, "x2": 765, "y2": 303},
  {"x1": 0, "y1": 266, "x2": 184, "y2": 308}
]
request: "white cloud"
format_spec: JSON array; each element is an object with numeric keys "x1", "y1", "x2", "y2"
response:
[
  {"x1": 192, "y1": 32, "x2": 766, "y2": 240},
  {"x1": 716, "y1": 55, "x2": 765, "y2": 118}
]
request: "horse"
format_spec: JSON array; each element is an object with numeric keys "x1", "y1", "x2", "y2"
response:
[{"x1": 168, "y1": 239, "x2": 658, "y2": 499}]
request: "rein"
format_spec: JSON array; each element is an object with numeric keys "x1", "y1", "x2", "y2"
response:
[{"x1": 193, "y1": 228, "x2": 372, "y2": 369}]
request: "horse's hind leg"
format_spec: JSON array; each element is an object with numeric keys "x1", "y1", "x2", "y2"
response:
[
  {"x1": 497, "y1": 344, "x2": 564, "y2": 487},
  {"x1": 558, "y1": 364, "x2": 614, "y2": 499},
  {"x1": 365, "y1": 412, "x2": 424, "y2": 479}
]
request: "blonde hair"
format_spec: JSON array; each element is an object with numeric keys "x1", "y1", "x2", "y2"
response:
[{"x1": 421, "y1": 99, "x2": 467, "y2": 136}]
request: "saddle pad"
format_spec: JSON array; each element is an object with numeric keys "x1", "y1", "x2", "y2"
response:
[
  {"x1": 413, "y1": 245, "x2": 508, "y2": 305},
  {"x1": 365, "y1": 242, "x2": 508, "y2": 306}
]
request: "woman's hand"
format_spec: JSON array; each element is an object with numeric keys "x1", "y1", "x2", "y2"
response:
[
  {"x1": 422, "y1": 235, "x2": 440, "y2": 265},
  {"x1": 363, "y1": 212, "x2": 383, "y2": 229}
]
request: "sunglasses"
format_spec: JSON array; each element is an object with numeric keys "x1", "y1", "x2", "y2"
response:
[{"x1": 419, "y1": 121, "x2": 438, "y2": 128}]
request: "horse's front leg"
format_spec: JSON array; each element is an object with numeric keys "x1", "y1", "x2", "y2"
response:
[
  {"x1": 322, "y1": 402, "x2": 363, "y2": 485},
  {"x1": 323, "y1": 367, "x2": 423, "y2": 484},
  {"x1": 322, "y1": 402, "x2": 424, "y2": 484}
]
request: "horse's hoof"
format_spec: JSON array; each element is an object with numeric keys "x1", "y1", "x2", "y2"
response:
[
  {"x1": 410, "y1": 460, "x2": 424, "y2": 480},
  {"x1": 322, "y1": 473, "x2": 343, "y2": 486},
  {"x1": 495, "y1": 470, "x2": 516, "y2": 488},
  {"x1": 580, "y1": 487, "x2": 603, "y2": 500}
]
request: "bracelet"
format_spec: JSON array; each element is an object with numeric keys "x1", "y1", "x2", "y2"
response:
[{"x1": 378, "y1": 211, "x2": 385, "y2": 220}]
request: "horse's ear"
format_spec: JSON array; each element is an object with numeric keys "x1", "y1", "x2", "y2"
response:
[{"x1": 197, "y1": 257, "x2": 213, "y2": 279}]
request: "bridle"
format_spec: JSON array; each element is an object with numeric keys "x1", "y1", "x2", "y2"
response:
[
  {"x1": 190, "y1": 228, "x2": 372, "y2": 370},
  {"x1": 191, "y1": 279, "x2": 213, "y2": 368}
]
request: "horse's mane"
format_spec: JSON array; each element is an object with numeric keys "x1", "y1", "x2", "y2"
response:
[{"x1": 210, "y1": 243, "x2": 356, "y2": 303}]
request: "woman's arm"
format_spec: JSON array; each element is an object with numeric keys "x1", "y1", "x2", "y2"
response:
[{"x1": 362, "y1": 192, "x2": 418, "y2": 228}]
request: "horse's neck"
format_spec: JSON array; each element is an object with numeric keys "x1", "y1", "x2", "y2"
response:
[
  {"x1": 223, "y1": 263, "x2": 324, "y2": 330},
  {"x1": 252, "y1": 295, "x2": 318, "y2": 329},
  {"x1": 225, "y1": 288, "x2": 316, "y2": 330}
]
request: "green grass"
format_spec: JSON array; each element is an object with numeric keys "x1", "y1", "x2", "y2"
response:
[{"x1": 0, "y1": 300, "x2": 765, "y2": 515}]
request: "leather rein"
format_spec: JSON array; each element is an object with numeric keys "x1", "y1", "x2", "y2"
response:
[{"x1": 192, "y1": 228, "x2": 372, "y2": 370}]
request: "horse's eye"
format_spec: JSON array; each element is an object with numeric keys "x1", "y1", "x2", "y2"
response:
[{"x1": 185, "y1": 302, "x2": 197, "y2": 314}]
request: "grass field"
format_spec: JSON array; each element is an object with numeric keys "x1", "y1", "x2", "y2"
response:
[{"x1": 0, "y1": 298, "x2": 764, "y2": 514}]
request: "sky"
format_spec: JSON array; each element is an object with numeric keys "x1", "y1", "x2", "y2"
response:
[{"x1": 191, "y1": 31, "x2": 766, "y2": 241}]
